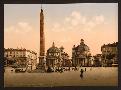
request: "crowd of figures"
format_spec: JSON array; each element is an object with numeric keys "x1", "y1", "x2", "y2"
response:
[
  {"x1": 46, "y1": 66, "x2": 93, "y2": 79},
  {"x1": 46, "y1": 66, "x2": 81, "y2": 73},
  {"x1": 4, "y1": 65, "x2": 94, "y2": 79}
]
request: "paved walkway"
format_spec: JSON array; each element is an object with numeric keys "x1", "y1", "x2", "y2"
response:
[{"x1": 4, "y1": 67, "x2": 118, "y2": 87}]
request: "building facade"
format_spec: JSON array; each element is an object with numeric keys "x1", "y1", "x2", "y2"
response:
[
  {"x1": 60, "y1": 46, "x2": 72, "y2": 67},
  {"x1": 93, "y1": 54, "x2": 102, "y2": 67},
  {"x1": 46, "y1": 42, "x2": 62, "y2": 68},
  {"x1": 46, "y1": 42, "x2": 71, "y2": 68},
  {"x1": 101, "y1": 42, "x2": 118, "y2": 67},
  {"x1": 4, "y1": 48, "x2": 37, "y2": 70},
  {"x1": 72, "y1": 39, "x2": 90, "y2": 67}
]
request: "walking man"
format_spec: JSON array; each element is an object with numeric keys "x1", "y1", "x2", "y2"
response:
[{"x1": 80, "y1": 69, "x2": 84, "y2": 79}]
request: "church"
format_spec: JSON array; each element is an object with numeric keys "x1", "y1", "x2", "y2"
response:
[{"x1": 72, "y1": 39, "x2": 91, "y2": 67}]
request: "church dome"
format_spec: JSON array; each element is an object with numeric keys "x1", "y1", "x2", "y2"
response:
[
  {"x1": 78, "y1": 44, "x2": 89, "y2": 51},
  {"x1": 74, "y1": 39, "x2": 89, "y2": 52},
  {"x1": 47, "y1": 42, "x2": 60, "y2": 53}
]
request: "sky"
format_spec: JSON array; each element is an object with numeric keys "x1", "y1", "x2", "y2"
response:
[{"x1": 4, "y1": 3, "x2": 118, "y2": 59}]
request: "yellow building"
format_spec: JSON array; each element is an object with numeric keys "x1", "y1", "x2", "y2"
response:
[
  {"x1": 4, "y1": 48, "x2": 37, "y2": 70},
  {"x1": 101, "y1": 42, "x2": 118, "y2": 67}
]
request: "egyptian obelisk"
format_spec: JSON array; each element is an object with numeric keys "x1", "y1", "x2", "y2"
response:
[{"x1": 38, "y1": 7, "x2": 45, "y2": 67}]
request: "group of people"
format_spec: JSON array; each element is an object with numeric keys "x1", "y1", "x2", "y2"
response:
[
  {"x1": 46, "y1": 66, "x2": 92, "y2": 79},
  {"x1": 46, "y1": 66, "x2": 79, "y2": 73},
  {"x1": 46, "y1": 66, "x2": 64, "y2": 73}
]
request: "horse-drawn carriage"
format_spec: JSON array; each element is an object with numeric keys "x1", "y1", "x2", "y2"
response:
[{"x1": 15, "y1": 68, "x2": 26, "y2": 73}]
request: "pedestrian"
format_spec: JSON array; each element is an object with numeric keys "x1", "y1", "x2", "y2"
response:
[
  {"x1": 85, "y1": 68, "x2": 86, "y2": 72},
  {"x1": 80, "y1": 73, "x2": 83, "y2": 79},
  {"x1": 80, "y1": 69, "x2": 84, "y2": 74},
  {"x1": 80, "y1": 69, "x2": 84, "y2": 79}
]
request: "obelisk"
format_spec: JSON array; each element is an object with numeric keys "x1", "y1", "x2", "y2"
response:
[{"x1": 39, "y1": 7, "x2": 45, "y2": 67}]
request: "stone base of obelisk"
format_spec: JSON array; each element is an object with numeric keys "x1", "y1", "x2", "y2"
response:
[
  {"x1": 31, "y1": 56, "x2": 46, "y2": 73},
  {"x1": 31, "y1": 64, "x2": 46, "y2": 73}
]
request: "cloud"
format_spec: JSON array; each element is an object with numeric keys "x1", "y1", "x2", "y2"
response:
[
  {"x1": 53, "y1": 23, "x2": 60, "y2": 28},
  {"x1": 5, "y1": 26, "x2": 15, "y2": 32},
  {"x1": 65, "y1": 17, "x2": 70, "y2": 22},
  {"x1": 50, "y1": 11, "x2": 105, "y2": 33},
  {"x1": 85, "y1": 15, "x2": 105, "y2": 31},
  {"x1": 67, "y1": 11, "x2": 86, "y2": 26},
  {"x1": 87, "y1": 21, "x2": 96, "y2": 28},
  {"x1": 94, "y1": 15, "x2": 105, "y2": 24},
  {"x1": 59, "y1": 36, "x2": 73, "y2": 43},
  {"x1": 5, "y1": 22, "x2": 32, "y2": 33},
  {"x1": 51, "y1": 22, "x2": 65, "y2": 32}
]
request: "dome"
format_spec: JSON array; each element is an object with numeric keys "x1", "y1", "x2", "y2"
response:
[
  {"x1": 47, "y1": 47, "x2": 60, "y2": 53},
  {"x1": 47, "y1": 42, "x2": 60, "y2": 53},
  {"x1": 75, "y1": 43, "x2": 89, "y2": 52}
]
